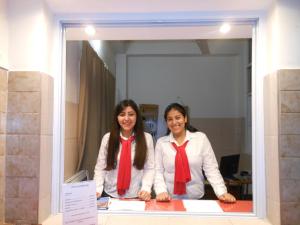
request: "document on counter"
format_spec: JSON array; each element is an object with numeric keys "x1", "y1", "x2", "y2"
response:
[
  {"x1": 108, "y1": 199, "x2": 145, "y2": 211},
  {"x1": 62, "y1": 181, "x2": 97, "y2": 225},
  {"x1": 183, "y1": 200, "x2": 223, "y2": 213}
]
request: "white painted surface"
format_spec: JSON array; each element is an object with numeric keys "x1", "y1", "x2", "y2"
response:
[
  {"x1": 127, "y1": 55, "x2": 242, "y2": 118},
  {"x1": 0, "y1": 0, "x2": 8, "y2": 69},
  {"x1": 45, "y1": 0, "x2": 274, "y2": 13},
  {"x1": 7, "y1": 0, "x2": 57, "y2": 75}
]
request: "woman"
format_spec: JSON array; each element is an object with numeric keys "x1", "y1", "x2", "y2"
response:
[
  {"x1": 154, "y1": 103, "x2": 236, "y2": 203},
  {"x1": 94, "y1": 99, "x2": 154, "y2": 201}
]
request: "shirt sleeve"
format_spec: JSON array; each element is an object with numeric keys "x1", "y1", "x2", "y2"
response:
[
  {"x1": 154, "y1": 139, "x2": 168, "y2": 195},
  {"x1": 93, "y1": 133, "x2": 109, "y2": 195},
  {"x1": 140, "y1": 133, "x2": 155, "y2": 193},
  {"x1": 201, "y1": 134, "x2": 227, "y2": 197}
]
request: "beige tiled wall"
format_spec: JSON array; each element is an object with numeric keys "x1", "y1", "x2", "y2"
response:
[
  {"x1": 264, "y1": 71, "x2": 281, "y2": 225},
  {"x1": 4, "y1": 71, "x2": 53, "y2": 224},
  {"x1": 264, "y1": 69, "x2": 300, "y2": 225},
  {"x1": 0, "y1": 67, "x2": 8, "y2": 223},
  {"x1": 278, "y1": 69, "x2": 300, "y2": 225}
]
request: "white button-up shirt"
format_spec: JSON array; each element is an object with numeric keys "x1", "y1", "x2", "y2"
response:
[
  {"x1": 154, "y1": 130, "x2": 227, "y2": 199},
  {"x1": 94, "y1": 132, "x2": 155, "y2": 198}
]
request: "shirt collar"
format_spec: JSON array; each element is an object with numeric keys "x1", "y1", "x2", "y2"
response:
[
  {"x1": 169, "y1": 130, "x2": 194, "y2": 145},
  {"x1": 120, "y1": 132, "x2": 135, "y2": 140}
]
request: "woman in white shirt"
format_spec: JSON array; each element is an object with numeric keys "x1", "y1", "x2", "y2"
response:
[
  {"x1": 154, "y1": 103, "x2": 236, "y2": 202},
  {"x1": 94, "y1": 99, "x2": 155, "y2": 201}
]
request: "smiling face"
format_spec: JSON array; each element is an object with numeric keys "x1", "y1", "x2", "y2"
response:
[
  {"x1": 117, "y1": 106, "x2": 137, "y2": 137},
  {"x1": 166, "y1": 108, "x2": 187, "y2": 138}
]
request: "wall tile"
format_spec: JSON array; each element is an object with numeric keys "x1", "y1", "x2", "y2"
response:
[
  {"x1": 0, "y1": 112, "x2": 6, "y2": 134},
  {"x1": 0, "y1": 177, "x2": 3, "y2": 200},
  {"x1": 6, "y1": 156, "x2": 39, "y2": 177},
  {"x1": 0, "y1": 91, "x2": 7, "y2": 113},
  {"x1": 0, "y1": 135, "x2": 5, "y2": 156},
  {"x1": 280, "y1": 91, "x2": 300, "y2": 113},
  {"x1": 8, "y1": 72, "x2": 40, "y2": 92},
  {"x1": 5, "y1": 198, "x2": 38, "y2": 224},
  {"x1": 8, "y1": 92, "x2": 40, "y2": 113},
  {"x1": 280, "y1": 158, "x2": 300, "y2": 180},
  {"x1": 265, "y1": 136, "x2": 280, "y2": 201},
  {"x1": 5, "y1": 177, "x2": 18, "y2": 198},
  {"x1": 281, "y1": 202, "x2": 300, "y2": 225},
  {"x1": 264, "y1": 72, "x2": 279, "y2": 136},
  {"x1": 39, "y1": 135, "x2": 52, "y2": 200},
  {"x1": 5, "y1": 135, "x2": 19, "y2": 155},
  {"x1": 40, "y1": 73, "x2": 53, "y2": 135},
  {"x1": 280, "y1": 179, "x2": 300, "y2": 202},
  {"x1": 39, "y1": 135, "x2": 52, "y2": 223},
  {"x1": 279, "y1": 69, "x2": 300, "y2": 91},
  {"x1": 281, "y1": 113, "x2": 300, "y2": 134},
  {"x1": 0, "y1": 69, "x2": 8, "y2": 91},
  {"x1": 266, "y1": 198, "x2": 281, "y2": 225},
  {"x1": 0, "y1": 156, "x2": 3, "y2": 177},
  {"x1": 6, "y1": 113, "x2": 40, "y2": 135},
  {"x1": 280, "y1": 135, "x2": 300, "y2": 157},
  {"x1": 19, "y1": 178, "x2": 38, "y2": 198}
]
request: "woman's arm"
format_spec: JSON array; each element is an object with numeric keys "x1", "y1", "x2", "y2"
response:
[
  {"x1": 93, "y1": 133, "x2": 109, "y2": 197},
  {"x1": 201, "y1": 134, "x2": 228, "y2": 198},
  {"x1": 139, "y1": 133, "x2": 155, "y2": 200},
  {"x1": 154, "y1": 139, "x2": 170, "y2": 201}
]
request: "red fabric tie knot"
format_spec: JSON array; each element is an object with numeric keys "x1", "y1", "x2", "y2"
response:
[
  {"x1": 172, "y1": 140, "x2": 191, "y2": 195},
  {"x1": 117, "y1": 135, "x2": 135, "y2": 195}
]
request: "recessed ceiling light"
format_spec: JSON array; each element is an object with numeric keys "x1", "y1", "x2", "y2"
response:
[
  {"x1": 85, "y1": 25, "x2": 96, "y2": 36},
  {"x1": 219, "y1": 23, "x2": 231, "y2": 34}
]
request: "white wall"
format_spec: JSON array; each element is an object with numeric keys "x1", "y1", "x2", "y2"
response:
[
  {"x1": 276, "y1": 0, "x2": 300, "y2": 68},
  {"x1": 116, "y1": 40, "x2": 247, "y2": 118},
  {"x1": 128, "y1": 55, "x2": 241, "y2": 118},
  {"x1": 7, "y1": 0, "x2": 58, "y2": 75},
  {"x1": 0, "y1": 0, "x2": 8, "y2": 69}
]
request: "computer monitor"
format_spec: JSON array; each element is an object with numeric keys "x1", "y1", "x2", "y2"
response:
[{"x1": 219, "y1": 154, "x2": 240, "y2": 179}]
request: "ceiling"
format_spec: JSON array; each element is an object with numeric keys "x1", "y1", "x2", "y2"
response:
[{"x1": 45, "y1": 0, "x2": 274, "y2": 14}]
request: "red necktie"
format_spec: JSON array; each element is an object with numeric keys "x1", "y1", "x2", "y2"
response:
[
  {"x1": 117, "y1": 136, "x2": 135, "y2": 195},
  {"x1": 172, "y1": 141, "x2": 191, "y2": 195}
]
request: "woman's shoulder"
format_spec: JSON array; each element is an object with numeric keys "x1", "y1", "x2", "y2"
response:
[
  {"x1": 156, "y1": 135, "x2": 169, "y2": 143},
  {"x1": 102, "y1": 132, "x2": 111, "y2": 141},
  {"x1": 143, "y1": 132, "x2": 152, "y2": 139},
  {"x1": 189, "y1": 131, "x2": 207, "y2": 139}
]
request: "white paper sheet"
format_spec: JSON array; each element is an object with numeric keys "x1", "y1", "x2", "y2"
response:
[
  {"x1": 183, "y1": 200, "x2": 223, "y2": 213},
  {"x1": 108, "y1": 199, "x2": 145, "y2": 211},
  {"x1": 62, "y1": 181, "x2": 98, "y2": 225}
]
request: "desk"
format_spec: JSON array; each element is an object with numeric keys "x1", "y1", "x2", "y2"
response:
[
  {"x1": 104, "y1": 199, "x2": 253, "y2": 213},
  {"x1": 145, "y1": 200, "x2": 252, "y2": 213}
]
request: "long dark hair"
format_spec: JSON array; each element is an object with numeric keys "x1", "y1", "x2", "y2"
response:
[
  {"x1": 164, "y1": 103, "x2": 198, "y2": 135},
  {"x1": 105, "y1": 99, "x2": 147, "y2": 170}
]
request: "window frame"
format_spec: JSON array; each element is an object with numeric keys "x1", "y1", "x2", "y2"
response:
[{"x1": 52, "y1": 17, "x2": 266, "y2": 218}]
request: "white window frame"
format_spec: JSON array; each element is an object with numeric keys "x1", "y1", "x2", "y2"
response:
[{"x1": 52, "y1": 16, "x2": 266, "y2": 218}]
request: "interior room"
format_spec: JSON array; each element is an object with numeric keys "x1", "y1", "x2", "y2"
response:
[{"x1": 64, "y1": 39, "x2": 253, "y2": 203}]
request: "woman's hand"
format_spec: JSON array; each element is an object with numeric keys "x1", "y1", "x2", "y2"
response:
[
  {"x1": 156, "y1": 192, "x2": 171, "y2": 202},
  {"x1": 138, "y1": 190, "x2": 151, "y2": 201},
  {"x1": 96, "y1": 192, "x2": 101, "y2": 199},
  {"x1": 218, "y1": 193, "x2": 236, "y2": 203}
]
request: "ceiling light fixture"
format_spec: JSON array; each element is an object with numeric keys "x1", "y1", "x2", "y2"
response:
[
  {"x1": 85, "y1": 25, "x2": 96, "y2": 36},
  {"x1": 219, "y1": 23, "x2": 231, "y2": 34}
]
